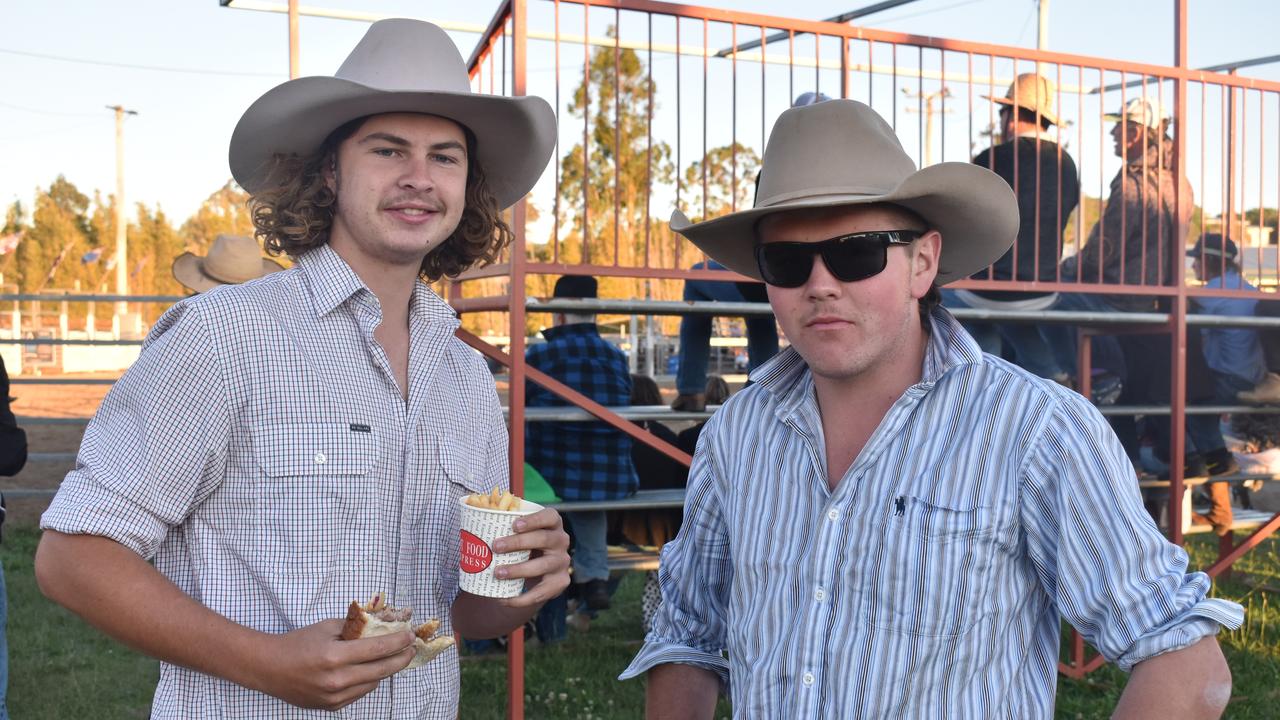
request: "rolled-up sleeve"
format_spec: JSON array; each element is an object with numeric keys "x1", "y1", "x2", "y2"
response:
[
  {"x1": 619, "y1": 432, "x2": 732, "y2": 687},
  {"x1": 1020, "y1": 392, "x2": 1243, "y2": 672},
  {"x1": 40, "y1": 302, "x2": 232, "y2": 559}
]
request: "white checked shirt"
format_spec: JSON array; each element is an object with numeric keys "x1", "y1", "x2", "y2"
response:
[
  {"x1": 622, "y1": 308, "x2": 1244, "y2": 718},
  {"x1": 42, "y1": 244, "x2": 507, "y2": 719}
]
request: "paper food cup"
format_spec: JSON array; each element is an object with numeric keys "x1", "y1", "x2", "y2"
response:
[{"x1": 458, "y1": 495, "x2": 544, "y2": 599}]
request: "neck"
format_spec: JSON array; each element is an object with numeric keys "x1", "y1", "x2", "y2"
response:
[
  {"x1": 328, "y1": 242, "x2": 420, "y2": 327},
  {"x1": 810, "y1": 318, "x2": 929, "y2": 490}
]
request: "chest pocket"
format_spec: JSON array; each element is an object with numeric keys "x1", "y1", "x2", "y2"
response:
[
  {"x1": 252, "y1": 423, "x2": 376, "y2": 577},
  {"x1": 866, "y1": 492, "x2": 1000, "y2": 638}
]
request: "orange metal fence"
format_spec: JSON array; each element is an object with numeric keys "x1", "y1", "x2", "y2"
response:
[{"x1": 461, "y1": 0, "x2": 1280, "y2": 713}]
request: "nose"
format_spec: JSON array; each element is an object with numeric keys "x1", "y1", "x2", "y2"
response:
[
  {"x1": 399, "y1": 155, "x2": 435, "y2": 192},
  {"x1": 803, "y1": 252, "x2": 842, "y2": 300}
]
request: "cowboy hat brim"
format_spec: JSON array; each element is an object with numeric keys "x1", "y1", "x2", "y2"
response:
[
  {"x1": 982, "y1": 95, "x2": 1061, "y2": 127},
  {"x1": 229, "y1": 77, "x2": 557, "y2": 210},
  {"x1": 669, "y1": 161, "x2": 1018, "y2": 286},
  {"x1": 172, "y1": 252, "x2": 285, "y2": 294}
]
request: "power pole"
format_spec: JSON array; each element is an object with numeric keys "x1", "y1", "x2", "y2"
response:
[
  {"x1": 1037, "y1": 0, "x2": 1050, "y2": 51},
  {"x1": 288, "y1": 0, "x2": 300, "y2": 79},
  {"x1": 902, "y1": 87, "x2": 951, "y2": 166},
  {"x1": 106, "y1": 105, "x2": 138, "y2": 326}
]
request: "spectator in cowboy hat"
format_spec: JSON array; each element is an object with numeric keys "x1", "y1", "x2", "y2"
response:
[
  {"x1": 171, "y1": 234, "x2": 283, "y2": 293},
  {"x1": 622, "y1": 98, "x2": 1239, "y2": 718},
  {"x1": 942, "y1": 73, "x2": 1080, "y2": 385},
  {"x1": 36, "y1": 19, "x2": 568, "y2": 717}
]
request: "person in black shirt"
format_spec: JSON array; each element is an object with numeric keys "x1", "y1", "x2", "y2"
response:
[{"x1": 941, "y1": 73, "x2": 1081, "y2": 384}]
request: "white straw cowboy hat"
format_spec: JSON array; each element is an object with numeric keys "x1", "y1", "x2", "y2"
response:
[
  {"x1": 172, "y1": 234, "x2": 284, "y2": 293},
  {"x1": 983, "y1": 73, "x2": 1061, "y2": 127},
  {"x1": 670, "y1": 99, "x2": 1018, "y2": 285},
  {"x1": 1104, "y1": 98, "x2": 1171, "y2": 131},
  {"x1": 229, "y1": 19, "x2": 556, "y2": 210}
]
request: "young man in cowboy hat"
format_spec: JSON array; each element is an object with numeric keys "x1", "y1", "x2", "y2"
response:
[
  {"x1": 942, "y1": 73, "x2": 1079, "y2": 385},
  {"x1": 35, "y1": 19, "x2": 569, "y2": 718},
  {"x1": 172, "y1": 233, "x2": 284, "y2": 294},
  {"x1": 621, "y1": 99, "x2": 1240, "y2": 718}
]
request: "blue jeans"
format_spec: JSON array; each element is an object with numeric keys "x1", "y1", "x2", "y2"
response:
[
  {"x1": 1186, "y1": 372, "x2": 1254, "y2": 455},
  {"x1": 0, "y1": 565, "x2": 8, "y2": 720},
  {"x1": 564, "y1": 511, "x2": 608, "y2": 582},
  {"x1": 1038, "y1": 292, "x2": 1127, "y2": 384},
  {"x1": 939, "y1": 289, "x2": 1067, "y2": 380},
  {"x1": 676, "y1": 261, "x2": 779, "y2": 394}
]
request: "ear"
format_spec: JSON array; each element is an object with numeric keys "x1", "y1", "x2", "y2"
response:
[{"x1": 909, "y1": 230, "x2": 942, "y2": 300}]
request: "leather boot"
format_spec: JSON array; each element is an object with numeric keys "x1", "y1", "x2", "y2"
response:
[{"x1": 1191, "y1": 481, "x2": 1235, "y2": 537}]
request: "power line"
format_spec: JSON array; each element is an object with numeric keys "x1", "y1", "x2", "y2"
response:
[
  {"x1": 0, "y1": 100, "x2": 100, "y2": 118},
  {"x1": 871, "y1": 0, "x2": 987, "y2": 25},
  {"x1": 0, "y1": 47, "x2": 283, "y2": 78}
]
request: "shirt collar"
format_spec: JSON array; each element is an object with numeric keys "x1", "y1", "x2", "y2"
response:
[
  {"x1": 296, "y1": 244, "x2": 459, "y2": 330},
  {"x1": 541, "y1": 322, "x2": 600, "y2": 341},
  {"x1": 751, "y1": 305, "x2": 983, "y2": 419}
]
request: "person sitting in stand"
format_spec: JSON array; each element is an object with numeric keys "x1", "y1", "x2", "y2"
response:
[
  {"x1": 625, "y1": 374, "x2": 690, "y2": 633},
  {"x1": 677, "y1": 375, "x2": 731, "y2": 456}
]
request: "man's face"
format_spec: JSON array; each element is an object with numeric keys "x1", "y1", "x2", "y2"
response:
[
  {"x1": 1111, "y1": 120, "x2": 1144, "y2": 159},
  {"x1": 998, "y1": 107, "x2": 1014, "y2": 143},
  {"x1": 760, "y1": 205, "x2": 940, "y2": 385},
  {"x1": 325, "y1": 112, "x2": 468, "y2": 271}
]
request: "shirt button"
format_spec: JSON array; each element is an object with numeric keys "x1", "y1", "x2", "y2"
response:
[
  {"x1": 802, "y1": 672, "x2": 815, "y2": 686},
  {"x1": 314, "y1": 452, "x2": 327, "y2": 465},
  {"x1": 814, "y1": 587, "x2": 825, "y2": 601},
  {"x1": 827, "y1": 508, "x2": 839, "y2": 521}
]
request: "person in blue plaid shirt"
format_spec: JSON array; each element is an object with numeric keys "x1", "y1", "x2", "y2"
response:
[{"x1": 526, "y1": 275, "x2": 637, "y2": 613}]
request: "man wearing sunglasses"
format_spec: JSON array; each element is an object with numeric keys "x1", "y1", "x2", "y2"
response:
[{"x1": 621, "y1": 99, "x2": 1239, "y2": 719}]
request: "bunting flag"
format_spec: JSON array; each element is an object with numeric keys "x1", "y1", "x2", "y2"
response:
[
  {"x1": 0, "y1": 233, "x2": 20, "y2": 255},
  {"x1": 130, "y1": 257, "x2": 149, "y2": 279},
  {"x1": 81, "y1": 247, "x2": 103, "y2": 264},
  {"x1": 103, "y1": 256, "x2": 117, "y2": 271},
  {"x1": 43, "y1": 245, "x2": 72, "y2": 285}
]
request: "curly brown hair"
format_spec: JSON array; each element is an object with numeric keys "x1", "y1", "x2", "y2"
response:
[{"x1": 249, "y1": 114, "x2": 513, "y2": 281}]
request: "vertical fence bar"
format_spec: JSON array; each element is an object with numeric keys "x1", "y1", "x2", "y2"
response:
[
  {"x1": 613, "y1": 7, "x2": 621, "y2": 266},
  {"x1": 1169, "y1": 0, "x2": 1189, "y2": 545},
  {"x1": 553, "y1": 0, "x2": 561, "y2": 264},
  {"x1": 506, "y1": 3, "x2": 528, "y2": 717}
]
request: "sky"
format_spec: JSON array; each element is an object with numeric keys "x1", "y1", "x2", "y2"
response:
[{"x1": 4, "y1": 0, "x2": 1280, "y2": 234}]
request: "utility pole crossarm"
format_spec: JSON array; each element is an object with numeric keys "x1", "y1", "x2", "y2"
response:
[{"x1": 715, "y1": 0, "x2": 923, "y2": 57}]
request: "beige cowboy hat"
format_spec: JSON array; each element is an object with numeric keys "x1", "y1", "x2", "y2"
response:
[
  {"x1": 983, "y1": 73, "x2": 1061, "y2": 127},
  {"x1": 172, "y1": 234, "x2": 284, "y2": 293},
  {"x1": 229, "y1": 19, "x2": 556, "y2": 210},
  {"x1": 669, "y1": 99, "x2": 1018, "y2": 285}
]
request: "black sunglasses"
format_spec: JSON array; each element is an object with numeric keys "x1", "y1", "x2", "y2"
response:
[{"x1": 754, "y1": 230, "x2": 922, "y2": 288}]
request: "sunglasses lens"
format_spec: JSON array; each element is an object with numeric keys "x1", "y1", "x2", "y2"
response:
[
  {"x1": 756, "y1": 244, "x2": 816, "y2": 288},
  {"x1": 823, "y1": 240, "x2": 888, "y2": 282}
]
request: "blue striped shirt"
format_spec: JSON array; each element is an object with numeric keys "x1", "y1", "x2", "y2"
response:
[{"x1": 621, "y1": 308, "x2": 1243, "y2": 718}]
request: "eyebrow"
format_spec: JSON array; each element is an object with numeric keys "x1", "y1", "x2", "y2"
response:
[{"x1": 357, "y1": 132, "x2": 467, "y2": 156}]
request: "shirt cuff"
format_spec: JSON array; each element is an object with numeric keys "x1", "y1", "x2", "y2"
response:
[
  {"x1": 1115, "y1": 597, "x2": 1244, "y2": 672},
  {"x1": 619, "y1": 635, "x2": 731, "y2": 691}
]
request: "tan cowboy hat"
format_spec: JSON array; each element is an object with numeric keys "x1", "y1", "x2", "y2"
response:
[
  {"x1": 670, "y1": 99, "x2": 1018, "y2": 285},
  {"x1": 1104, "y1": 97, "x2": 1170, "y2": 131},
  {"x1": 983, "y1": 73, "x2": 1061, "y2": 127},
  {"x1": 229, "y1": 19, "x2": 556, "y2": 210},
  {"x1": 172, "y1": 234, "x2": 284, "y2": 293}
]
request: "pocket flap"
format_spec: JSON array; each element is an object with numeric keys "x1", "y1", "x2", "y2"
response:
[{"x1": 253, "y1": 423, "x2": 377, "y2": 477}]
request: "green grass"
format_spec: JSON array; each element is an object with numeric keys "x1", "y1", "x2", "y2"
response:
[{"x1": 2, "y1": 526, "x2": 1277, "y2": 718}]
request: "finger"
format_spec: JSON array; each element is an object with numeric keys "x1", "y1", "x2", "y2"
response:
[
  {"x1": 493, "y1": 527, "x2": 564, "y2": 554},
  {"x1": 340, "y1": 630, "x2": 415, "y2": 663},
  {"x1": 510, "y1": 508, "x2": 562, "y2": 533},
  {"x1": 348, "y1": 644, "x2": 417, "y2": 685},
  {"x1": 500, "y1": 571, "x2": 571, "y2": 608},
  {"x1": 495, "y1": 551, "x2": 569, "y2": 581},
  {"x1": 324, "y1": 678, "x2": 383, "y2": 711}
]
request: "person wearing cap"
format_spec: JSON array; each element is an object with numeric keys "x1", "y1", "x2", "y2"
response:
[
  {"x1": 35, "y1": 19, "x2": 570, "y2": 717},
  {"x1": 941, "y1": 73, "x2": 1079, "y2": 385},
  {"x1": 523, "y1": 274, "x2": 636, "y2": 634},
  {"x1": 620, "y1": 99, "x2": 1239, "y2": 718},
  {"x1": 1045, "y1": 97, "x2": 1196, "y2": 473},
  {"x1": 669, "y1": 91, "x2": 828, "y2": 411},
  {"x1": 171, "y1": 233, "x2": 284, "y2": 294},
  {"x1": 1180, "y1": 234, "x2": 1265, "y2": 532}
]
